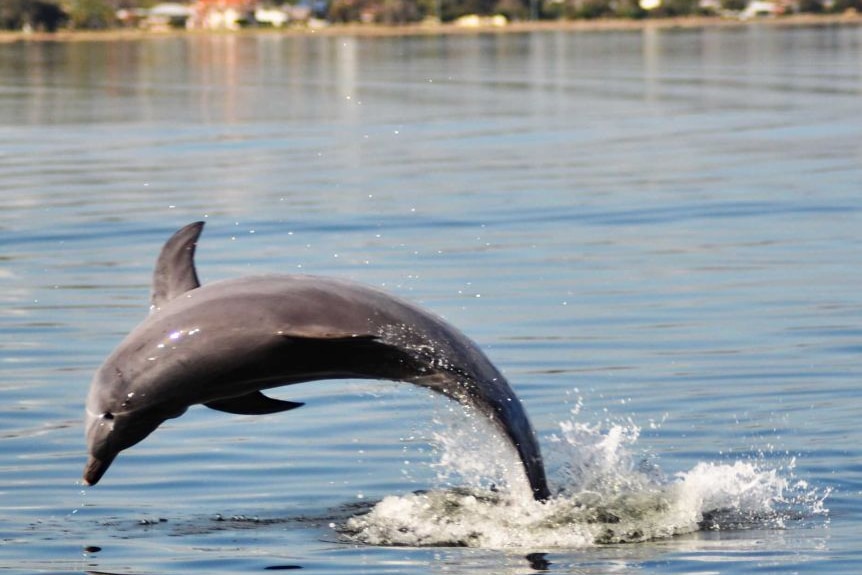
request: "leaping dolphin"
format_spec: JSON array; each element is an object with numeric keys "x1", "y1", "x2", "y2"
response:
[{"x1": 83, "y1": 222, "x2": 551, "y2": 501}]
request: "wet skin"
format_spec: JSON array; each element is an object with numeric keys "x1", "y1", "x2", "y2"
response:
[{"x1": 84, "y1": 222, "x2": 551, "y2": 501}]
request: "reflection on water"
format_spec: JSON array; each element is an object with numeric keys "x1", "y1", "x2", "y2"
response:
[
  {"x1": 4, "y1": 25, "x2": 860, "y2": 127},
  {"x1": 1, "y1": 23, "x2": 862, "y2": 575}
]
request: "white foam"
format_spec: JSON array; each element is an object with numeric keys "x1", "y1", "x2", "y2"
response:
[{"x1": 341, "y1": 407, "x2": 829, "y2": 548}]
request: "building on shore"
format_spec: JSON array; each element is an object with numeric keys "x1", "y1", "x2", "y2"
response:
[
  {"x1": 118, "y1": 1, "x2": 309, "y2": 31},
  {"x1": 188, "y1": 0, "x2": 313, "y2": 29},
  {"x1": 189, "y1": 0, "x2": 255, "y2": 29}
]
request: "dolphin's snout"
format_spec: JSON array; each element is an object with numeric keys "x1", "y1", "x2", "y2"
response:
[
  {"x1": 83, "y1": 409, "x2": 110, "y2": 486},
  {"x1": 83, "y1": 453, "x2": 114, "y2": 486}
]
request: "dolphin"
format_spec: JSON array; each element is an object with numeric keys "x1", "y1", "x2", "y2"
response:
[{"x1": 83, "y1": 221, "x2": 551, "y2": 501}]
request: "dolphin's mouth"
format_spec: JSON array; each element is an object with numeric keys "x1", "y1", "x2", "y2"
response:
[{"x1": 83, "y1": 454, "x2": 115, "y2": 486}]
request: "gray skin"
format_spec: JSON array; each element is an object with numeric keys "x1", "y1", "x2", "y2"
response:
[{"x1": 84, "y1": 222, "x2": 551, "y2": 501}]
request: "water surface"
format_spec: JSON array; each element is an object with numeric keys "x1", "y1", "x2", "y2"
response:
[{"x1": 1, "y1": 24, "x2": 861, "y2": 574}]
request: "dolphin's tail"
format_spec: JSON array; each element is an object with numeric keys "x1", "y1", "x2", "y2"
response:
[
  {"x1": 410, "y1": 371, "x2": 551, "y2": 502},
  {"x1": 480, "y1": 381, "x2": 551, "y2": 502},
  {"x1": 502, "y1": 410, "x2": 551, "y2": 501}
]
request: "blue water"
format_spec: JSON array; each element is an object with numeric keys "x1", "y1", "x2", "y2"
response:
[{"x1": 1, "y1": 23, "x2": 861, "y2": 573}]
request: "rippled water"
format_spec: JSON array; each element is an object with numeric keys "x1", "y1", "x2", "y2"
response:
[{"x1": 2, "y1": 23, "x2": 861, "y2": 574}]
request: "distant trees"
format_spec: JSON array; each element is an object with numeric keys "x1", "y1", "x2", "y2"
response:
[
  {"x1": 0, "y1": 0, "x2": 67, "y2": 31},
  {"x1": 2, "y1": 0, "x2": 860, "y2": 32},
  {"x1": 832, "y1": 0, "x2": 862, "y2": 11},
  {"x1": 66, "y1": 0, "x2": 117, "y2": 28},
  {"x1": 0, "y1": 0, "x2": 127, "y2": 30},
  {"x1": 325, "y1": 0, "x2": 527, "y2": 22}
]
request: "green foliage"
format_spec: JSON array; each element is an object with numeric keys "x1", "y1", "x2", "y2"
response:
[
  {"x1": 569, "y1": 0, "x2": 614, "y2": 18},
  {"x1": 0, "y1": 0, "x2": 28, "y2": 28},
  {"x1": 66, "y1": 0, "x2": 116, "y2": 29},
  {"x1": 327, "y1": 0, "x2": 361, "y2": 22},
  {"x1": 437, "y1": 0, "x2": 501, "y2": 20},
  {"x1": 613, "y1": 0, "x2": 647, "y2": 18},
  {"x1": 554, "y1": 0, "x2": 646, "y2": 19},
  {"x1": 0, "y1": 0, "x2": 68, "y2": 30},
  {"x1": 649, "y1": 0, "x2": 699, "y2": 16},
  {"x1": 327, "y1": 0, "x2": 429, "y2": 22},
  {"x1": 798, "y1": 0, "x2": 824, "y2": 11},
  {"x1": 494, "y1": 0, "x2": 530, "y2": 19},
  {"x1": 377, "y1": 0, "x2": 424, "y2": 23},
  {"x1": 830, "y1": 0, "x2": 862, "y2": 11}
]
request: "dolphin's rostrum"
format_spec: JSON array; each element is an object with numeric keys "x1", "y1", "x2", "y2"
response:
[{"x1": 84, "y1": 222, "x2": 551, "y2": 501}]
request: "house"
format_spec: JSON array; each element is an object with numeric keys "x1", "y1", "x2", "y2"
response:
[
  {"x1": 143, "y1": 3, "x2": 194, "y2": 29},
  {"x1": 740, "y1": 0, "x2": 780, "y2": 17},
  {"x1": 190, "y1": 0, "x2": 256, "y2": 29},
  {"x1": 255, "y1": 6, "x2": 290, "y2": 26}
]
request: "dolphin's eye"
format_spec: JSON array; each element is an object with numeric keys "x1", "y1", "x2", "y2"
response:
[{"x1": 101, "y1": 412, "x2": 114, "y2": 420}]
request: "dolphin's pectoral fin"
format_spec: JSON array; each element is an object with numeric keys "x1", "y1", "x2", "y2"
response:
[
  {"x1": 205, "y1": 391, "x2": 304, "y2": 415},
  {"x1": 150, "y1": 221, "x2": 204, "y2": 312}
]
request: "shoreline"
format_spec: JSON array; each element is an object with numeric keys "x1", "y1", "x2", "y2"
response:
[{"x1": 1, "y1": 12, "x2": 860, "y2": 43}]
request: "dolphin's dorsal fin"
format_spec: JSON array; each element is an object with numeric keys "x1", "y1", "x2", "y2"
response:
[
  {"x1": 150, "y1": 221, "x2": 205, "y2": 312},
  {"x1": 204, "y1": 391, "x2": 304, "y2": 415}
]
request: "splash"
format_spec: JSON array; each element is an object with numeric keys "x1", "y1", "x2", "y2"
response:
[{"x1": 341, "y1": 406, "x2": 829, "y2": 548}]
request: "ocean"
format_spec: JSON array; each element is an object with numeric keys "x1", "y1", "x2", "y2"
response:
[{"x1": 1, "y1": 23, "x2": 860, "y2": 574}]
